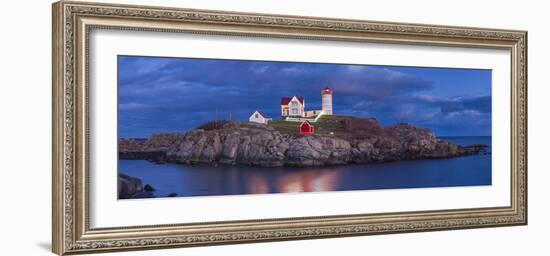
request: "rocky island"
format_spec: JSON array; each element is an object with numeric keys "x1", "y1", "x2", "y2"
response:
[
  {"x1": 119, "y1": 115, "x2": 488, "y2": 168},
  {"x1": 115, "y1": 63, "x2": 493, "y2": 198}
]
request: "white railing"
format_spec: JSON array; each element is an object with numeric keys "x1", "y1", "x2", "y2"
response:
[{"x1": 283, "y1": 114, "x2": 324, "y2": 123}]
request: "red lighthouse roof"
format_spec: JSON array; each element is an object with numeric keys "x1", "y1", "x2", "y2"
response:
[{"x1": 322, "y1": 87, "x2": 332, "y2": 94}]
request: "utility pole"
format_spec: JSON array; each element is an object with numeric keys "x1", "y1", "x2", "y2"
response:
[{"x1": 215, "y1": 107, "x2": 218, "y2": 128}]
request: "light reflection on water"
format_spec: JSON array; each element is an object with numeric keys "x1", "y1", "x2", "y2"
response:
[
  {"x1": 119, "y1": 136, "x2": 491, "y2": 198},
  {"x1": 275, "y1": 169, "x2": 340, "y2": 193}
]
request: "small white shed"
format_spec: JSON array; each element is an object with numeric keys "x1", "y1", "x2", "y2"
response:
[{"x1": 249, "y1": 111, "x2": 271, "y2": 124}]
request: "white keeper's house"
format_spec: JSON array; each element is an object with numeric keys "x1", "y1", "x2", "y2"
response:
[{"x1": 248, "y1": 111, "x2": 271, "y2": 124}]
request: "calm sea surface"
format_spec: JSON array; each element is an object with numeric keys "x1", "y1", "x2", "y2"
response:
[{"x1": 119, "y1": 136, "x2": 491, "y2": 198}]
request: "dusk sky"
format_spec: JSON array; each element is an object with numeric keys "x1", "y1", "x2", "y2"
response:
[{"x1": 118, "y1": 55, "x2": 492, "y2": 138}]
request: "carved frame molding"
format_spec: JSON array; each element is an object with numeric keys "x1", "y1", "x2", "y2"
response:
[{"x1": 52, "y1": 1, "x2": 527, "y2": 255}]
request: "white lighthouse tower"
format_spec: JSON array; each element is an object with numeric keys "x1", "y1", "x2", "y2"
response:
[{"x1": 321, "y1": 87, "x2": 333, "y2": 115}]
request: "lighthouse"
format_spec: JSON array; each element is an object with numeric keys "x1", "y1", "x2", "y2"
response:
[{"x1": 321, "y1": 87, "x2": 333, "y2": 115}]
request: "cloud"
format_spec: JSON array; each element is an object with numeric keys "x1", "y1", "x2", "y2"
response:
[
  {"x1": 119, "y1": 57, "x2": 433, "y2": 101},
  {"x1": 330, "y1": 67, "x2": 434, "y2": 99},
  {"x1": 119, "y1": 102, "x2": 149, "y2": 110},
  {"x1": 440, "y1": 96, "x2": 491, "y2": 114},
  {"x1": 341, "y1": 93, "x2": 492, "y2": 136},
  {"x1": 405, "y1": 94, "x2": 492, "y2": 117},
  {"x1": 117, "y1": 56, "x2": 491, "y2": 137}
]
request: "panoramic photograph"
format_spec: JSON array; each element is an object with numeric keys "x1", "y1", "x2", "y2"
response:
[{"x1": 117, "y1": 55, "x2": 492, "y2": 199}]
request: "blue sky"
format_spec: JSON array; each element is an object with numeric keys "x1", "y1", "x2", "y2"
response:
[{"x1": 118, "y1": 55, "x2": 492, "y2": 138}]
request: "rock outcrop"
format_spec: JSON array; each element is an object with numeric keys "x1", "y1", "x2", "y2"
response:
[
  {"x1": 119, "y1": 121, "x2": 487, "y2": 168},
  {"x1": 118, "y1": 173, "x2": 154, "y2": 199}
]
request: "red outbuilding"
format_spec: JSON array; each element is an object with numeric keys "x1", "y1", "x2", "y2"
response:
[{"x1": 299, "y1": 120, "x2": 315, "y2": 135}]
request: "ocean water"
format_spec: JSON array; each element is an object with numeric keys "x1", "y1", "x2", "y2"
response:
[{"x1": 119, "y1": 136, "x2": 491, "y2": 198}]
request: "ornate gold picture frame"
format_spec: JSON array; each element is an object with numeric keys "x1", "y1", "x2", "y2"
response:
[{"x1": 52, "y1": 1, "x2": 527, "y2": 255}]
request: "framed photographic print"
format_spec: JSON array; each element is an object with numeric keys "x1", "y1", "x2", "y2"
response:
[{"x1": 52, "y1": 1, "x2": 527, "y2": 255}]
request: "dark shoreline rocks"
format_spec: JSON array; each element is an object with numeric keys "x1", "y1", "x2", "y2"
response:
[
  {"x1": 144, "y1": 184, "x2": 155, "y2": 192},
  {"x1": 118, "y1": 173, "x2": 180, "y2": 199},
  {"x1": 118, "y1": 173, "x2": 154, "y2": 199},
  {"x1": 119, "y1": 121, "x2": 488, "y2": 168},
  {"x1": 118, "y1": 173, "x2": 151, "y2": 199}
]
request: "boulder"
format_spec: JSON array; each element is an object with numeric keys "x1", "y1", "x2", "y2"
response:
[
  {"x1": 118, "y1": 173, "x2": 144, "y2": 199},
  {"x1": 144, "y1": 184, "x2": 155, "y2": 192}
]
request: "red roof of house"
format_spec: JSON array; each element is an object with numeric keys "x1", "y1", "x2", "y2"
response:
[
  {"x1": 300, "y1": 120, "x2": 313, "y2": 127},
  {"x1": 280, "y1": 96, "x2": 304, "y2": 106}
]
